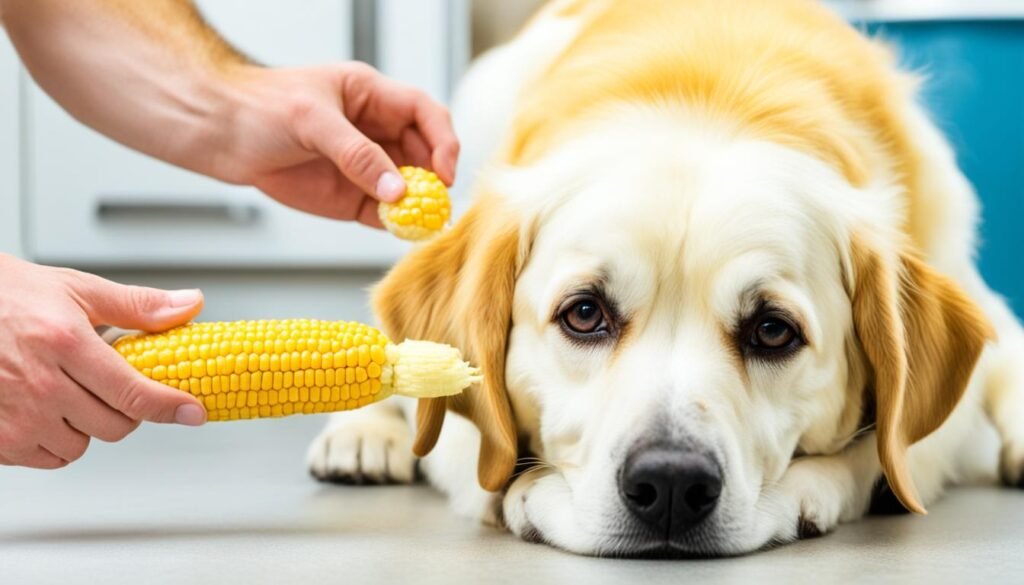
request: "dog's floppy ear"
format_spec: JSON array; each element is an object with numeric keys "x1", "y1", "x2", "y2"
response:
[
  {"x1": 372, "y1": 195, "x2": 523, "y2": 492},
  {"x1": 850, "y1": 235, "x2": 993, "y2": 513}
]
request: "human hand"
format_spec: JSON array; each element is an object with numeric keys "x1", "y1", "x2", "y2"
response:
[
  {"x1": 0, "y1": 255, "x2": 207, "y2": 469},
  {"x1": 213, "y1": 62, "x2": 460, "y2": 227}
]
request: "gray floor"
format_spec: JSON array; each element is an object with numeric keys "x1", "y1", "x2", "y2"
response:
[{"x1": 3, "y1": 416, "x2": 1023, "y2": 584}]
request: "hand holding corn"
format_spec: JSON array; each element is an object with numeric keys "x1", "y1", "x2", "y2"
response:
[
  {"x1": 0, "y1": 254, "x2": 210, "y2": 469},
  {"x1": 113, "y1": 319, "x2": 480, "y2": 421}
]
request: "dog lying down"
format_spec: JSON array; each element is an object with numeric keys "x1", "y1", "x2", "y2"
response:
[{"x1": 308, "y1": 0, "x2": 1024, "y2": 557}]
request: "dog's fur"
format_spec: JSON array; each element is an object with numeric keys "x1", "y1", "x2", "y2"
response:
[{"x1": 308, "y1": 0, "x2": 1024, "y2": 556}]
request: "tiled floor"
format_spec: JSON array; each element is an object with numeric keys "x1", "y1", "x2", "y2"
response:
[{"x1": 3, "y1": 416, "x2": 1023, "y2": 584}]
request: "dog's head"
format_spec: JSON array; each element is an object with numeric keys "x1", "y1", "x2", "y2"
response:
[{"x1": 373, "y1": 108, "x2": 991, "y2": 555}]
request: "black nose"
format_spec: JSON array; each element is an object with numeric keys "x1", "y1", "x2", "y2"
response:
[{"x1": 619, "y1": 447, "x2": 723, "y2": 534}]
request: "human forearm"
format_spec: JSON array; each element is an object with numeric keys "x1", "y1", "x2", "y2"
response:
[{"x1": 0, "y1": 0, "x2": 246, "y2": 177}]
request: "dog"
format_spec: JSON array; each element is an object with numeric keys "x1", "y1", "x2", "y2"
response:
[{"x1": 307, "y1": 0, "x2": 1024, "y2": 556}]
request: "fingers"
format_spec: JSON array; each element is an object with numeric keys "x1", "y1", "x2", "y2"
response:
[
  {"x1": 303, "y1": 112, "x2": 406, "y2": 203},
  {"x1": 0, "y1": 372, "x2": 140, "y2": 470},
  {"x1": 337, "y1": 65, "x2": 458, "y2": 186},
  {"x1": 355, "y1": 195, "x2": 384, "y2": 229},
  {"x1": 0, "y1": 446, "x2": 68, "y2": 469},
  {"x1": 362, "y1": 89, "x2": 459, "y2": 185},
  {"x1": 399, "y1": 127, "x2": 433, "y2": 170},
  {"x1": 40, "y1": 420, "x2": 90, "y2": 463},
  {"x1": 64, "y1": 270, "x2": 204, "y2": 332},
  {"x1": 63, "y1": 332, "x2": 206, "y2": 426},
  {"x1": 60, "y1": 371, "x2": 140, "y2": 442},
  {"x1": 254, "y1": 159, "x2": 374, "y2": 221},
  {"x1": 411, "y1": 97, "x2": 460, "y2": 186}
]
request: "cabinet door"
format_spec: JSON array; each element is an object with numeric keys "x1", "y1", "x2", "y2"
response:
[{"x1": 25, "y1": 0, "x2": 412, "y2": 268}]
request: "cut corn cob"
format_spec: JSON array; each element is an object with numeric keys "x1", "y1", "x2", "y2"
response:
[
  {"x1": 112, "y1": 319, "x2": 480, "y2": 421},
  {"x1": 379, "y1": 166, "x2": 451, "y2": 241}
]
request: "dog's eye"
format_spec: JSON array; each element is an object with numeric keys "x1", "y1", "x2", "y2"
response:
[
  {"x1": 559, "y1": 295, "x2": 610, "y2": 337},
  {"x1": 752, "y1": 317, "x2": 795, "y2": 348},
  {"x1": 745, "y1": 312, "x2": 802, "y2": 357}
]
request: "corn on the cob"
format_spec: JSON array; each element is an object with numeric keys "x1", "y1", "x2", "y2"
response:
[
  {"x1": 113, "y1": 319, "x2": 480, "y2": 421},
  {"x1": 379, "y1": 166, "x2": 451, "y2": 241}
]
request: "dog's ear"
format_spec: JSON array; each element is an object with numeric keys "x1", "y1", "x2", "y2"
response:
[
  {"x1": 850, "y1": 235, "x2": 993, "y2": 513},
  {"x1": 372, "y1": 195, "x2": 523, "y2": 491}
]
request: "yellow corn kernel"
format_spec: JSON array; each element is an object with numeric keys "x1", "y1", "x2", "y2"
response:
[
  {"x1": 112, "y1": 319, "x2": 479, "y2": 422},
  {"x1": 378, "y1": 166, "x2": 452, "y2": 241}
]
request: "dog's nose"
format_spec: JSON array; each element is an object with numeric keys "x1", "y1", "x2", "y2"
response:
[{"x1": 619, "y1": 447, "x2": 722, "y2": 534}]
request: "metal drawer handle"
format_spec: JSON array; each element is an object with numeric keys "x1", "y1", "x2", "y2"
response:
[{"x1": 95, "y1": 199, "x2": 262, "y2": 224}]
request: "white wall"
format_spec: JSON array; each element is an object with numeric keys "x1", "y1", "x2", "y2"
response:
[{"x1": 0, "y1": 33, "x2": 20, "y2": 257}]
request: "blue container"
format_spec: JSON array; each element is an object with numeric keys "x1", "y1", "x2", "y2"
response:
[{"x1": 857, "y1": 19, "x2": 1024, "y2": 317}]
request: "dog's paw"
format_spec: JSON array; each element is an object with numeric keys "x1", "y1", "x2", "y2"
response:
[
  {"x1": 501, "y1": 471, "x2": 535, "y2": 539},
  {"x1": 306, "y1": 415, "x2": 417, "y2": 485},
  {"x1": 999, "y1": 441, "x2": 1024, "y2": 488},
  {"x1": 778, "y1": 459, "x2": 844, "y2": 540},
  {"x1": 501, "y1": 467, "x2": 576, "y2": 545}
]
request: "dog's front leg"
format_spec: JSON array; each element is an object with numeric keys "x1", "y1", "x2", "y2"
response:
[{"x1": 765, "y1": 435, "x2": 881, "y2": 544}]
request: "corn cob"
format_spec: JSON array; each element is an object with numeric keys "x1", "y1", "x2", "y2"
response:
[
  {"x1": 113, "y1": 319, "x2": 480, "y2": 421},
  {"x1": 379, "y1": 166, "x2": 451, "y2": 241}
]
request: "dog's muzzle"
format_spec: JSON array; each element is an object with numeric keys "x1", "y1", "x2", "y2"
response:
[{"x1": 618, "y1": 445, "x2": 723, "y2": 538}]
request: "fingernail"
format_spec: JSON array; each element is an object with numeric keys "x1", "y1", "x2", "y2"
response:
[
  {"x1": 376, "y1": 171, "x2": 406, "y2": 202},
  {"x1": 167, "y1": 289, "x2": 202, "y2": 308},
  {"x1": 175, "y1": 404, "x2": 206, "y2": 426}
]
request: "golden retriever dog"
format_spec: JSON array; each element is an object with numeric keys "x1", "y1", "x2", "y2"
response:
[{"x1": 308, "y1": 0, "x2": 1024, "y2": 556}]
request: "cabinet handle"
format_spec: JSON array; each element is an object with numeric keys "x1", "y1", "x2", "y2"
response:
[{"x1": 95, "y1": 199, "x2": 262, "y2": 224}]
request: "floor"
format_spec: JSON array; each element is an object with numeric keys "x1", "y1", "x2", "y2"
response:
[{"x1": 3, "y1": 415, "x2": 1023, "y2": 584}]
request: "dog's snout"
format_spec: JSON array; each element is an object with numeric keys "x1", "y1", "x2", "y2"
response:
[{"x1": 619, "y1": 447, "x2": 722, "y2": 535}]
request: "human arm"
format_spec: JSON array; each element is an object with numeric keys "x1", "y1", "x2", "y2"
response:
[{"x1": 0, "y1": 0, "x2": 460, "y2": 225}]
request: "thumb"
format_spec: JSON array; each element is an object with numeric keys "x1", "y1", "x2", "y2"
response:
[
  {"x1": 68, "y1": 272, "x2": 204, "y2": 332},
  {"x1": 306, "y1": 114, "x2": 406, "y2": 203}
]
